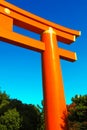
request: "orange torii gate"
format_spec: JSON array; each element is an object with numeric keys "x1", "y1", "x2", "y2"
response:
[{"x1": 0, "y1": 0, "x2": 81, "y2": 130}]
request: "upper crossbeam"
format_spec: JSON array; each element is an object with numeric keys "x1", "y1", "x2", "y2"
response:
[
  {"x1": 0, "y1": 0, "x2": 81, "y2": 62},
  {"x1": 0, "y1": 0, "x2": 80, "y2": 44}
]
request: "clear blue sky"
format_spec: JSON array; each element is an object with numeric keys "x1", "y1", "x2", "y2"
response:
[{"x1": 0, "y1": 0, "x2": 87, "y2": 105}]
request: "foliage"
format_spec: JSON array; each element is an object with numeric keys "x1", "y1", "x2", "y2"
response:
[
  {"x1": 37, "y1": 100, "x2": 45, "y2": 130},
  {"x1": 67, "y1": 94, "x2": 87, "y2": 130},
  {"x1": 0, "y1": 91, "x2": 41, "y2": 130},
  {"x1": 0, "y1": 91, "x2": 9, "y2": 110},
  {"x1": 0, "y1": 124, "x2": 7, "y2": 130},
  {"x1": 0, "y1": 90, "x2": 87, "y2": 130},
  {"x1": 0, "y1": 108, "x2": 22, "y2": 130}
]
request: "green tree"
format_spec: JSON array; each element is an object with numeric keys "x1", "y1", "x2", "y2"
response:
[
  {"x1": 0, "y1": 91, "x2": 22, "y2": 130},
  {"x1": 0, "y1": 91, "x2": 42, "y2": 130},
  {"x1": 37, "y1": 100, "x2": 45, "y2": 130},
  {"x1": 0, "y1": 124, "x2": 7, "y2": 130},
  {"x1": 0, "y1": 108, "x2": 22, "y2": 130},
  {"x1": 0, "y1": 91, "x2": 9, "y2": 113},
  {"x1": 8, "y1": 99, "x2": 41, "y2": 130},
  {"x1": 67, "y1": 95, "x2": 87, "y2": 130},
  {"x1": 19, "y1": 104, "x2": 41, "y2": 130}
]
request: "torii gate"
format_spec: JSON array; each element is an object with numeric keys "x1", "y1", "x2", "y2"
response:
[{"x1": 0, "y1": 0, "x2": 81, "y2": 130}]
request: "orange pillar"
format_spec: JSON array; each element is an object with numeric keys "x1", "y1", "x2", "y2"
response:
[
  {"x1": 0, "y1": 13, "x2": 13, "y2": 31},
  {"x1": 41, "y1": 27, "x2": 68, "y2": 130}
]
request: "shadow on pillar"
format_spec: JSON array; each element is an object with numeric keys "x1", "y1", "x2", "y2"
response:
[{"x1": 60, "y1": 110, "x2": 69, "y2": 130}]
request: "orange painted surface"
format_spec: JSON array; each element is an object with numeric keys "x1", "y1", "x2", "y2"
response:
[
  {"x1": 0, "y1": 0, "x2": 80, "y2": 44},
  {"x1": 0, "y1": 14, "x2": 13, "y2": 31},
  {"x1": 41, "y1": 27, "x2": 68, "y2": 130},
  {"x1": 58, "y1": 48, "x2": 77, "y2": 62},
  {"x1": 0, "y1": 4, "x2": 75, "y2": 44},
  {"x1": 0, "y1": 0, "x2": 80, "y2": 36},
  {"x1": 0, "y1": 28, "x2": 45, "y2": 52},
  {"x1": 0, "y1": 11, "x2": 45, "y2": 52},
  {"x1": 0, "y1": 1, "x2": 81, "y2": 130}
]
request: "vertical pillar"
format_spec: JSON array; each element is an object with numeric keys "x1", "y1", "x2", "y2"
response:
[
  {"x1": 41, "y1": 27, "x2": 68, "y2": 130},
  {"x1": 0, "y1": 9, "x2": 13, "y2": 31}
]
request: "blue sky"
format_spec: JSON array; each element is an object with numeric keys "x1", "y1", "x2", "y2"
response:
[{"x1": 0, "y1": 0, "x2": 87, "y2": 105}]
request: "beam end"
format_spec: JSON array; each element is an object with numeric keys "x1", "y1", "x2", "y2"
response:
[
  {"x1": 79, "y1": 31, "x2": 81, "y2": 36},
  {"x1": 58, "y1": 48, "x2": 77, "y2": 62},
  {"x1": 74, "y1": 36, "x2": 76, "y2": 42},
  {"x1": 75, "y1": 53, "x2": 77, "y2": 60}
]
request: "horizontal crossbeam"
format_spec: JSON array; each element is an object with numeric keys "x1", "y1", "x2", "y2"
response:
[
  {"x1": 58, "y1": 48, "x2": 77, "y2": 62},
  {"x1": 0, "y1": 28, "x2": 77, "y2": 62},
  {"x1": 0, "y1": 28, "x2": 45, "y2": 52},
  {"x1": 0, "y1": 0, "x2": 80, "y2": 36},
  {"x1": 0, "y1": 1, "x2": 81, "y2": 44}
]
